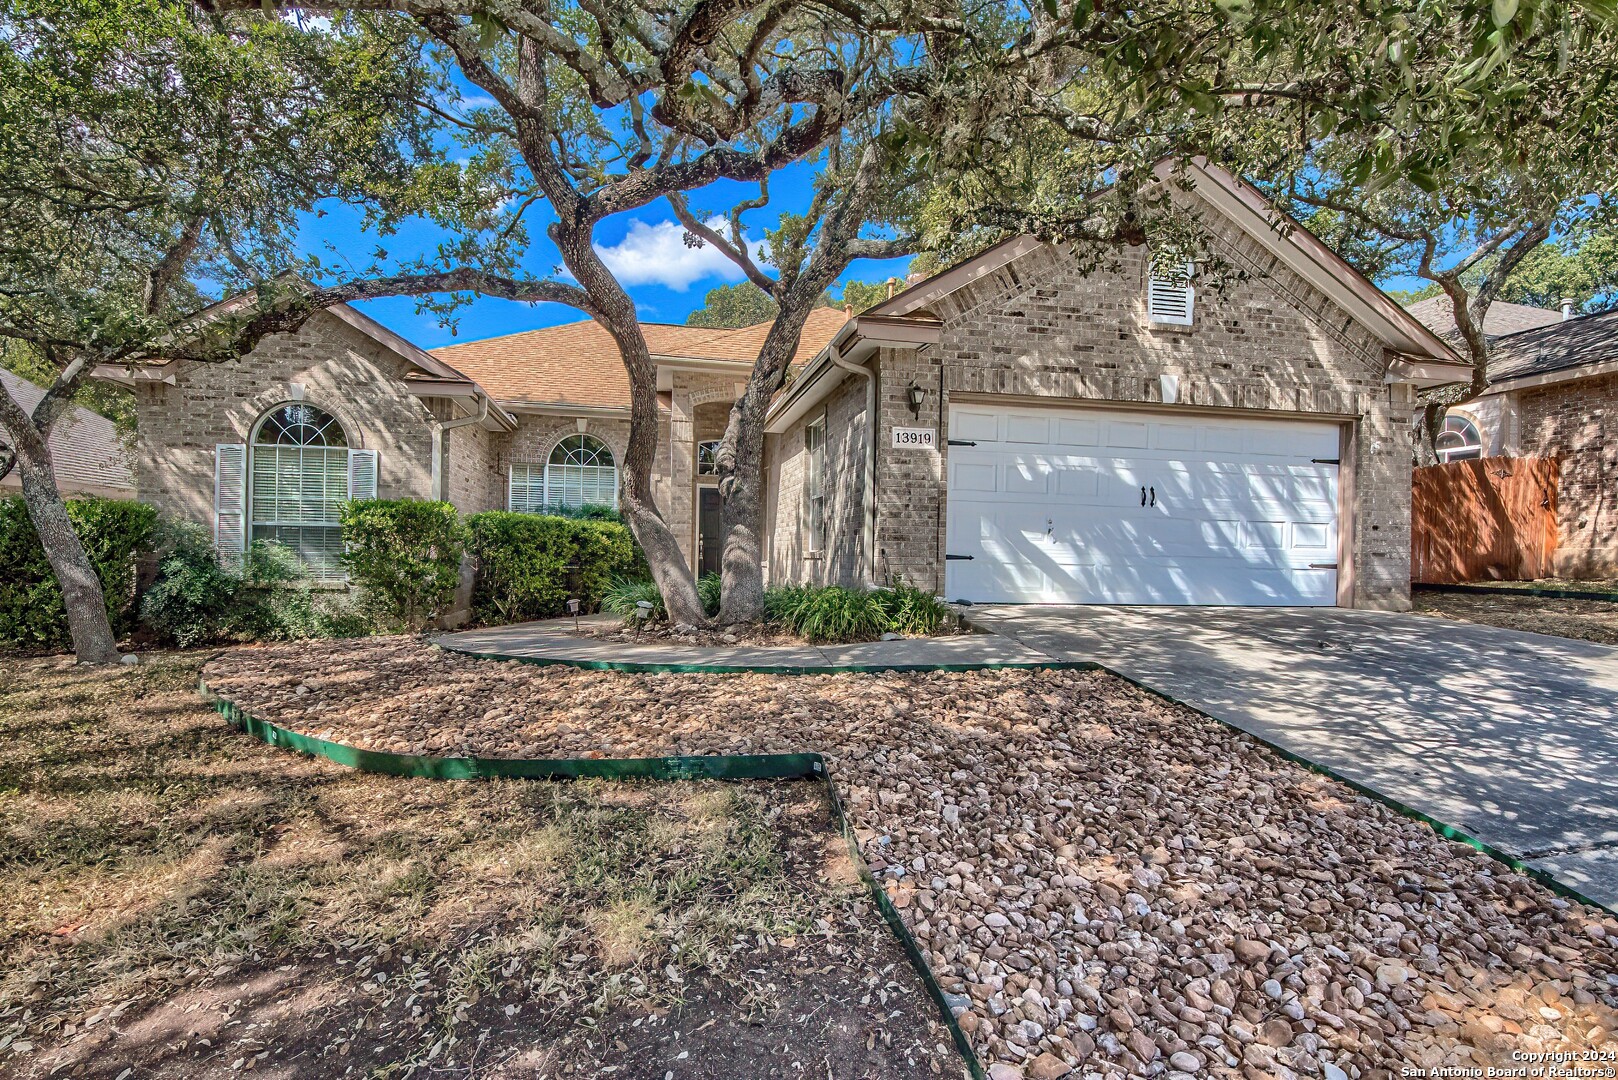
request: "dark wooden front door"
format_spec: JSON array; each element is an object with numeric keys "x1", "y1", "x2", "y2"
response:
[{"x1": 698, "y1": 487, "x2": 722, "y2": 577}]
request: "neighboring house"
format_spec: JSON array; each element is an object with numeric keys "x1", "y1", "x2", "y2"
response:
[
  {"x1": 0, "y1": 370, "x2": 134, "y2": 499},
  {"x1": 94, "y1": 158, "x2": 1471, "y2": 610},
  {"x1": 1421, "y1": 308, "x2": 1618, "y2": 577}
]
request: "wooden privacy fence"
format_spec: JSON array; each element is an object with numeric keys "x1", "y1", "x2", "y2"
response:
[{"x1": 1411, "y1": 456, "x2": 1560, "y2": 584}]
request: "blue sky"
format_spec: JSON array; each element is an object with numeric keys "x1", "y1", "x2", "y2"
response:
[{"x1": 299, "y1": 158, "x2": 914, "y2": 350}]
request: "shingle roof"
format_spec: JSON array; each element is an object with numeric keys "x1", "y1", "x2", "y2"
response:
[
  {"x1": 431, "y1": 307, "x2": 852, "y2": 408},
  {"x1": 1485, "y1": 308, "x2": 1618, "y2": 384},
  {"x1": 1405, "y1": 296, "x2": 1563, "y2": 343},
  {"x1": 0, "y1": 371, "x2": 134, "y2": 496}
]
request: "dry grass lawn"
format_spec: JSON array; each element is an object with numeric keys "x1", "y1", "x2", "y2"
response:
[{"x1": 0, "y1": 651, "x2": 956, "y2": 1079}]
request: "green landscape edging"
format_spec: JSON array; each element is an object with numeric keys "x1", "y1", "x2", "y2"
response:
[
  {"x1": 1104, "y1": 669, "x2": 1618, "y2": 918},
  {"x1": 437, "y1": 639, "x2": 1099, "y2": 677},
  {"x1": 1417, "y1": 582, "x2": 1618, "y2": 604},
  {"x1": 199, "y1": 677, "x2": 988, "y2": 1079}
]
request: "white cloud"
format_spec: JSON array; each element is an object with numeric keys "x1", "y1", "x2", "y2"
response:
[{"x1": 592, "y1": 217, "x2": 759, "y2": 291}]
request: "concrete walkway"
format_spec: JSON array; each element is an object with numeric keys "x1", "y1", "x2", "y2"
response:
[
  {"x1": 968, "y1": 604, "x2": 1618, "y2": 910},
  {"x1": 436, "y1": 616, "x2": 1051, "y2": 672}
]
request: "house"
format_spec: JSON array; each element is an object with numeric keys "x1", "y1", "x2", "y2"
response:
[
  {"x1": 0, "y1": 370, "x2": 134, "y2": 499},
  {"x1": 94, "y1": 296, "x2": 848, "y2": 582},
  {"x1": 95, "y1": 159, "x2": 1470, "y2": 610},
  {"x1": 1422, "y1": 308, "x2": 1618, "y2": 578}
]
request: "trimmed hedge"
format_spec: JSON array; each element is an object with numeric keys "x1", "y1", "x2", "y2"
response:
[
  {"x1": 468, "y1": 511, "x2": 639, "y2": 625},
  {"x1": 339, "y1": 499, "x2": 467, "y2": 631},
  {"x1": 602, "y1": 578, "x2": 951, "y2": 643},
  {"x1": 0, "y1": 496, "x2": 156, "y2": 647}
]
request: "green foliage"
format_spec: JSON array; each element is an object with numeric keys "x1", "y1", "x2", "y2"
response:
[
  {"x1": 524, "y1": 502, "x2": 623, "y2": 522},
  {"x1": 339, "y1": 500, "x2": 466, "y2": 631},
  {"x1": 605, "y1": 577, "x2": 946, "y2": 642},
  {"x1": 0, "y1": 496, "x2": 154, "y2": 647},
  {"x1": 764, "y1": 582, "x2": 949, "y2": 643},
  {"x1": 0, "y1": 340, "x2": 135, "y2": 436},
  {"x1": 601, "y1": 577, "x2": 667, "y2": 620},
  {"x1": 139, "y1": 521, "x2": 376, "y2": 648},
  {"x1": 763, "y1": 585, "x2": 888, "y2": 643},
  {"x1": 685, "y1": 282, "x2": 777, "y2": 328},
  {"x1": 1499, "y1": 229, "x2": 1618, "y2": 313},
  {"x1": 467, "y1": 512, "x2": 640, "y2": 625},
  {"x1": 601, "y1": 573, "x2": 723, "y2": 622},
  {"x1": 826, "y1": 279, "x2": 893, "y2": 315}
]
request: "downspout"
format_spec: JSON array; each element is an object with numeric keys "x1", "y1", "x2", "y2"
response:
[
  {"x1": 828, "y1": 344, "x2": 878, "y2": 586},
  {"x1": 430, "y1": 394, "x2": 491, "y2": 502}
]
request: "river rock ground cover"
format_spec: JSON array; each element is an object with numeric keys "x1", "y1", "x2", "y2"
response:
[
  {"x1": 203, "y1": 636, "x2": 1618, "y2": 1080},
  {"x1": 0, "y1": 651, "x2": 955, "y2": 1080}
]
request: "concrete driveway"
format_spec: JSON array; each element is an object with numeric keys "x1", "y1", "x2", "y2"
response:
[{"x1": 968, "y1": 604, "x2": 1618, "y2": 911}]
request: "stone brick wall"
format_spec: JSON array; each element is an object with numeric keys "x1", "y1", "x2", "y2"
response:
[
  {"x1": 768, "y1": 214, "x2": 1418, "y2": 609},
  {"x1": 433, "y1": 401, "x2": 506, "y2": 513},
  {"x1": 131, "y1": 309, "x2": 440, "y2": 530},
  {"x1": 765, "y1": 375, "x2": 868, "y2": 586},
  {"x1": 1514, "y1": 373, "x2": 1618, "y2": 577}
]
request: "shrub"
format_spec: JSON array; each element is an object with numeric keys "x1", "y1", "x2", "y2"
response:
[
  {"x1": 467, "y1": 512, "x2": 640, "y2": 625},
  {"x1": 340, "y1": 499, "x2": 466, "y2": 631},
  {"x1": 869, "y1": 581, "x2": 950, "y2": 636},
  {"x1": 763, "y1": 584, "x2": 887, "y2": 644},
  {"x1": 601, "y1": 573, "x2": 721, "y2": 623},
  {"x1": 527, "y1": 502, "x2": 623, "y2": 522},
  {"x1": 140, "y1": 521, "x2": 377, "y2": 647},
  {"x1": 0, "y1": 495, "x2": 156, "y2": 647}
]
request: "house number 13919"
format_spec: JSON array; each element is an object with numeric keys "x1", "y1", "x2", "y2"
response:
[{"x1": 891, "y1": 427, "x2": 937, "y2": 450}]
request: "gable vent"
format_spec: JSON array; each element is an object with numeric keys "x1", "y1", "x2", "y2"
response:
[{"x1": 1148, "y1": 261, "x2": 1195, "y2": 327}]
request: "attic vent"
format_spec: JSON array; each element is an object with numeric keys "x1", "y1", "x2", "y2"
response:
[{"x1": 1148, "y1": 261, "x2": 1195, "y2": 327}]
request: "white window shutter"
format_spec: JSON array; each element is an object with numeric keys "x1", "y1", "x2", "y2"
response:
[
  {"x1": 348, "y1": 448, "x2": 379, "y2": 502},
  {"x1": 1148, "y1": 261, "x2": 1195, "y2": 326},
  {"x1": 215, "y1": 444, "x2": 247, "y2": 562}
]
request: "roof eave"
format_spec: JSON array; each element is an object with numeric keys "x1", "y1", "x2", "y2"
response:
[{"x1": 765, "y1": 315, "x2": 942, "y2": 432}]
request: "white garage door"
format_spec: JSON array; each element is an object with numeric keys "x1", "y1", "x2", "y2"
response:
[{"x1": 945, "y1": 403, "x2": 1341, "y2": 606}]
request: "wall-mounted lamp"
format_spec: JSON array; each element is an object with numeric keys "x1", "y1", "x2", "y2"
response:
[{"x1": 906, "y1": 381, "x2": 929, "y2": 418}]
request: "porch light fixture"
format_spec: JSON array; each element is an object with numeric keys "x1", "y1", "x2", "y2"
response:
[{"x1": 905, "y1": 381, "x2": 928, "y2": 417}]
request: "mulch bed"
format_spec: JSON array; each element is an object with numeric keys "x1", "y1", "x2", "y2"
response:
[
  {"x1": 1415, "y1": 589, "x2": 1618, "y2": 645},
  {"x1": 203, "y1": 637, "x2": 1618, "y2": 1080}
]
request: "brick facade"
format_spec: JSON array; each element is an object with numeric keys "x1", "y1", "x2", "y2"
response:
[
  {"x1": 1514, "y1": 373, "x2": 1618, "y2": 577},
  {"x1": 768, "y1": 227, "x2": 1418, "y2": 610},
  {"x1": 132, "y1": 309, "x2": 440, "y2": 530},
  {"x1": 764, "y1": 374, "x2": 868, "y2": 585},
  {"x1": 127, "y1": 304, "x2": 750, "y2": 581}
]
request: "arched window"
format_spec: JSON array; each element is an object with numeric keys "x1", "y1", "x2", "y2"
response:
[
  {"x1": 510, "y1": 434, "x2": 618, "y2": 511},
  {"x1": 1436, "y1": 414, "x2": 1483, "y2": 462},
  {"x1": 250, "y1": 403, "x2": 351, "y2": 580}
]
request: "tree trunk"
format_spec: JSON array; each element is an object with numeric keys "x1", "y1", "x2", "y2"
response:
[
  {"x1": 0, "y1": 390, "x2": 120, "y2": 663},
  {"x1": 717, "y1": 305, "x2": 814, "y2": 625},
  {"x1": 547, "y1": 220, "x2": 708, "y2": 627}
]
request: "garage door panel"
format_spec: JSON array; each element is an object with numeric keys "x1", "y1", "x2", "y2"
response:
[
  {"x1": 946, "y1": 403, "x2": 1341, "y2": 606},
  {"x1": 1056, "y1": 418, "x2": 1101, "y2": 446}
]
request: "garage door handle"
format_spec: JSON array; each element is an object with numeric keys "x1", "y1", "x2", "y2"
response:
[
  {"x1": 1149, "y1": 486, "x2": 1156, "y2": 507},
  {"x1": 1141, "y1": 486, "x2": 1147, "y2": 506}
]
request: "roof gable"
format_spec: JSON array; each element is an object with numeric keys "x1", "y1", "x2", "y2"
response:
[{"x1": 866, "y1": 158, "x2": 1464, "y2": 370}]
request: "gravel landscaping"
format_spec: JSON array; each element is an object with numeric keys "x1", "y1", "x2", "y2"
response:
[{"x1": 204, "y1": 637, "x2": 1618, "y2": 1080}]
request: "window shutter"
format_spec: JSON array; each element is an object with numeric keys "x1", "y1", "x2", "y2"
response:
[
  {"x1": 1148, "y1": 261, "x2": 1195, "y2": 326},
  {"x1": 215, "y1": 444, "x2": 247, "y2": 562},
  {"x1": 347, "y1": 448, "x2": 379, "y2": 502}
]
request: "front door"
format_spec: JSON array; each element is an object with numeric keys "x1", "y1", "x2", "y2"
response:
[{"x1": 698, "y1": 487, "x2": 722, "y2": 577}]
